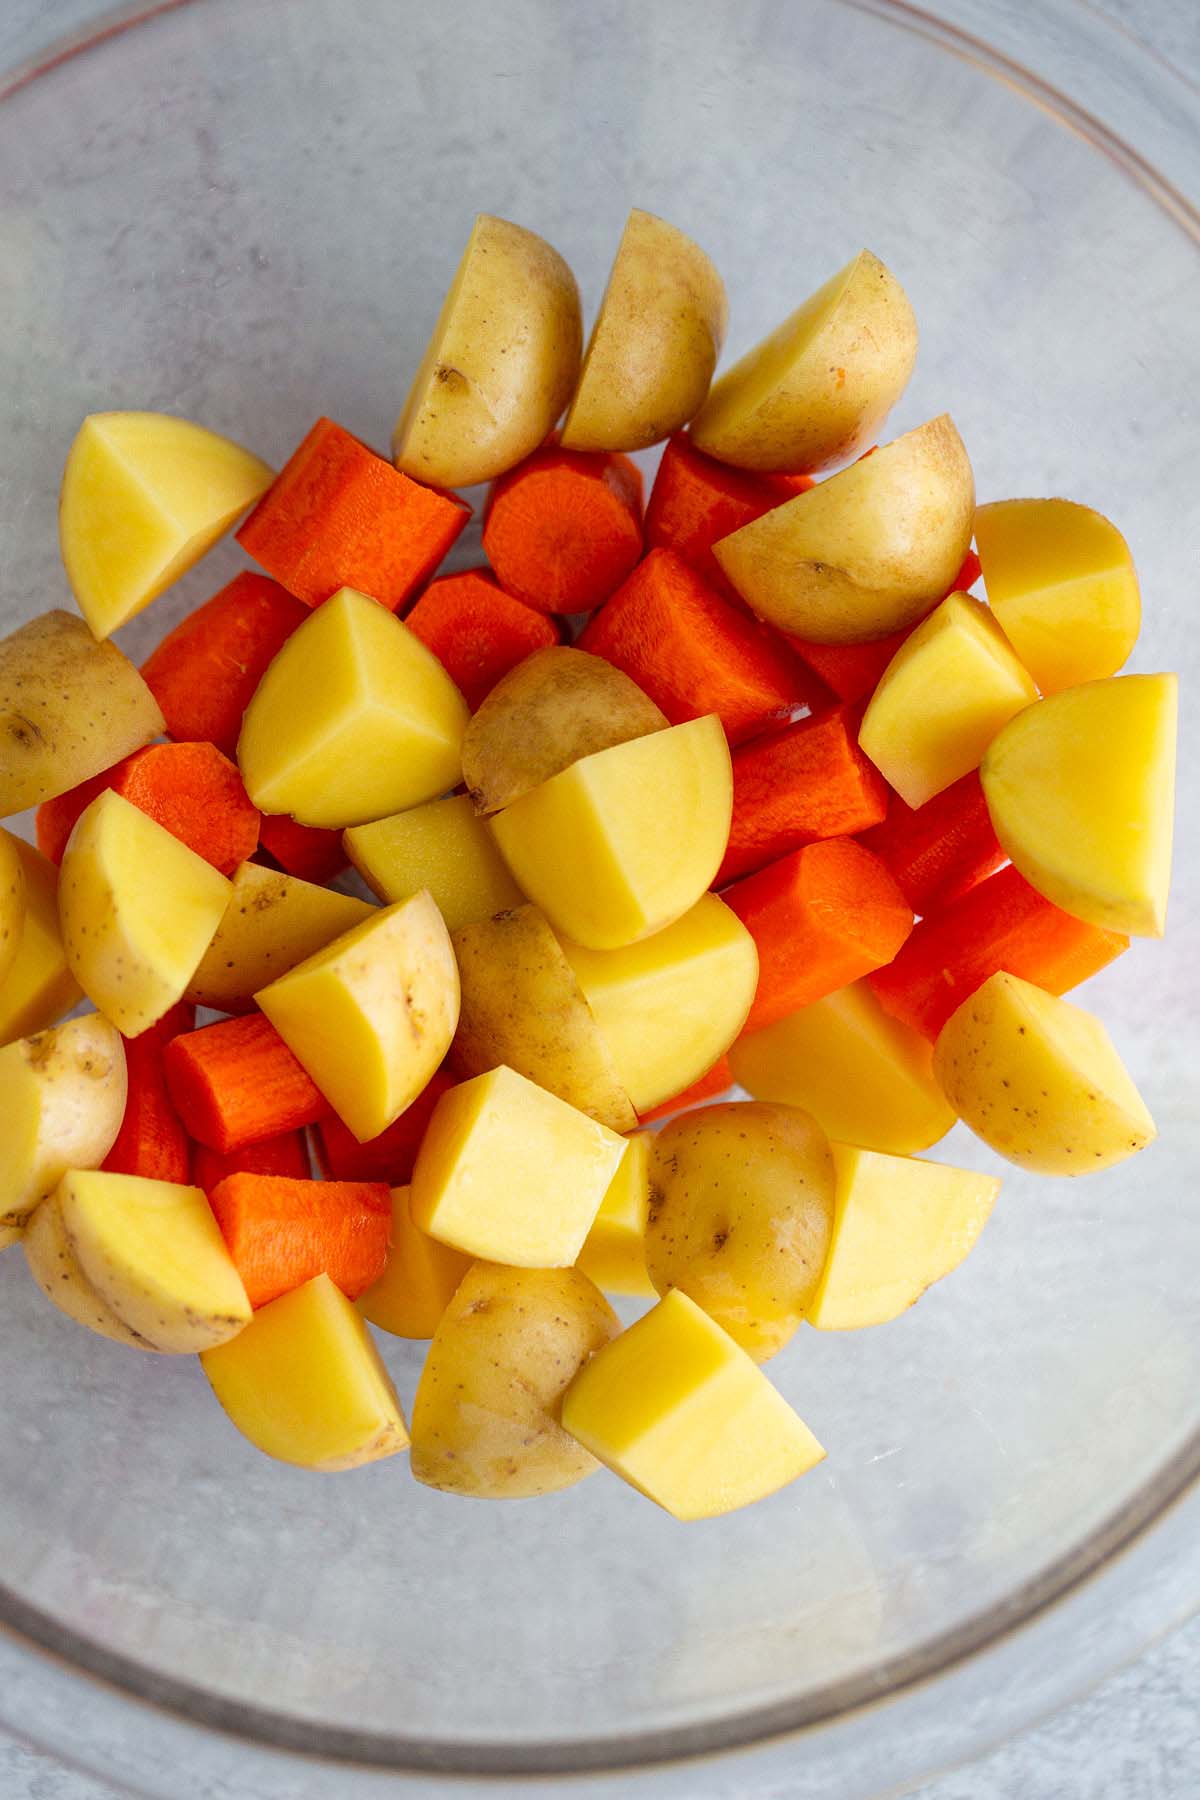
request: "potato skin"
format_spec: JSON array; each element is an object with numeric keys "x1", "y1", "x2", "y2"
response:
[
  {"x1": 451, "y1": 905, "x2": 637, "y2": 1132},
  {"x1": 393, "y1": 214, "x2": 583, "y2": 489},
  {"x1": 410, "y1": 1263, "x2": 619, "y2": 1499},
  {"x1": 461, "y1": 647, "x2": 667, "y2": 815},
  {"x1": 646, "y1": 1102, "x2": 836, "y2": 1361},
  {"x1": 0, "y1": 829, "x2": 26, "y2": 990},
  {"x1": 23, "y1": 1191, "x2": 152, "y2": 1348},
  {"x1": 0, "y1": 610, "x2": 164, "y2": 817},
  {"x1": 559, "y1": 208, "x2": 728, "y2": 454}
]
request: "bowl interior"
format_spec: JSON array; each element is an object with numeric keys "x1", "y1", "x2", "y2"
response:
[{"x1": 0, "y1": 0, "x2": 1197, "y2": 1777}]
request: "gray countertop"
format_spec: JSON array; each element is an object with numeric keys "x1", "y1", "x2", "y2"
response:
[{"x1": 1, "y1": 0, "x2": 1197, "y2": 1795}]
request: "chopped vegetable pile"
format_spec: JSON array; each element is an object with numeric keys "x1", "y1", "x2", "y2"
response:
[{"x1": 0, "y1": 212, "x2": 1176, "y2": 1519}]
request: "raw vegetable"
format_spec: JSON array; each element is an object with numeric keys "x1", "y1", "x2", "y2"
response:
[
  {"x1": 0, "y1": 1014, "x2": 127, "y2": 1233},
  {"x1": 257, "y1": 814, "x2": 348, "y2": 883},
  {"x1": 312, "y1": 1070, "x2": 457, "y2": 1185},
  {"x1": 857, "y1": 769, "x2": 1005, "y2": 916},
  {"x1": 207, "y1": 1172, "x2": 391, "y2": 1309},
  {"x1": 405, "y1": 569, "x2": 558, "y2": 710},
  {"x1": 482, "y1": 444, "x2": 643, "y2": 613},
  {"x1": 164, "y1": 1013, "x2": 332, "y2": 1153},
  {"x1": 345, "y1": 794, "x2": 523, "y2": 932},
  {"x1": 0, "y1": 840, "x2": 81, "y2": 1045},
  {"x1": 637, "y1": 1055, "x2": 734, "y2": 1123},
  {"x1": 192, "y1": 1131, "x2": 311, "y2": 1191},
  {"x1": 102, "y1": 1002, "x2": 194, "y2": 1185},
  {"x1": 357, "y1": 1185, "x2": 473, "y2": 1340},
  {"x1": 576, "y1": 1133, "x2": 655, "y2": 1297},
  {"x1": 643, "y1": 431, "x2": 814, "y2": 598},
  {"x1": 186, "y1": 861, "x2": 374, "y2": 1014},
  {"x1": 0, "y1": 830, "x2": 25, "y2": 991}
]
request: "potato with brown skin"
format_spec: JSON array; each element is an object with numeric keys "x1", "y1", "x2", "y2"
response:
[
  {"x1": 1, "y1": 1013, "x2": 127, "y2": 1233},
  {"x1": 23, "y1": 1189, "x2": 151, "y2": 1347},
  {"x1": 461, "y1": 647, "x2": 667, "y2": 815},
  {"x1": 714, "y1": 416, "x2": 975, "y2": 643},
  {"x1": 559, "y1": 208, "x2": 728, "y2": 453},
  {"x1": 451, "y1": 904, "x2": 637, "y2": 1132},
  {"x1": 186, "y1": 861, "x2": 375, "y2": 1013},
  {"x1": 646, "y1": 1102, "x2": 836, "y2": 1361},
  {"x1": 0, "y1": 829, "x2": 26, "y2": 991},
  {"x1": 0, "y1": 610, "x2": 164, "y2": 817},
  {"x1": 410, "y1": 1262, "x2": 620, "y2": 1499}
]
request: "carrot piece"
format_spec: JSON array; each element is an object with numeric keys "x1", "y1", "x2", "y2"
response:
[
  {"x1": 482, "y1": 445, "x2": 643, "y2": 614},
  {"x1": 36, "y1": 742, "x2": 260, "y2": 875},
  {"x1": 638, "y1": 1056, "x2": 734, "y2": 1123},
  {"x1": 718, "y1": 703, "x2": 889, "y2": 884},
  {"x1": 644, "y1": 433, "x2": 813, "y2": 598},
  {"x1": 579, "y1": 547, "x2": 818, "y2": 744},
  {"x1": 405, "y1": 569, "x2": 559, "y2": 709},
  {"x1": 724, "y1": 839, "x2": 914, "y2": 1034},
  {"x1": 141, "y1": 572, "x2": 308, "y2": 756},
  {"x1": 102, "y1": 1002, "x2": 194, "y2": 1184},
  {"x1": 313, "y1": 1069, "x2": 456, "y2": 1185},
  {"x1": 784, "y1": 550, "x2": 984, "y2": 704},
  {"x1": 236, "y1": 417, "x2": 470, "y2": 612},
  {"x1": 208, "y1": 1173, "x2": 391, "y2": 1309},
  {"x1": 869, "y1": 863, "x2": 1129, "y2": 1040},
  {"x1": 257, "y1": 813, "x2": 347, "y2": 883},
  {"x1": 857, "y1": 770, "x2": 1006, "y2": 916},
  {"x1": 192, "y1": 1131, "x2": 311, "y2": 1192},
  {"x1": 164, "y1": 1013, "x2": 331, "y2": 1153}
]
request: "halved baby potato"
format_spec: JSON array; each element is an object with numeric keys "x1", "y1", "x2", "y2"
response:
[
  {"x1": 186, "y1": 861, "x2": 375, "y2": 1013},
  {"x1": 23, "y1": 1188, "x2": 149, "y2": 1345},
  {"x1": 344, "y1": 794, "x2": 524, "y2": 932},
  {"x1": 0, "y1": 839, "x2": 82, "y2": 1046},
  {"x1": 0, "y1": 1013, "x2": 127, "y2": 1232},
  {"x1": 0, "y1": 830, "x2": 26, "y2": 992}
]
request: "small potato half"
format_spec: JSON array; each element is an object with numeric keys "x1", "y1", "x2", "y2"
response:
[
  {"x1": 0, "y1": 1013, "x2": 127, "y2": 1231},
  {"x1": 393, "y1": 213, "x2": 583, "y2": 488},
  {"x1": 559, "y1": 208, "x2": 728, "y2": 453},
  {"x1": 714, "y1": 415, "x2": 975, "y2": 643}
]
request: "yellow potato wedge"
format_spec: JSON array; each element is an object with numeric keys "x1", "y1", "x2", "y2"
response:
[
  {"x1": 358, "y1": 1185, "x2": 472, "y2": 1340},
  {"x1": 344, "y1": 794, "x2": 523, "y2": 932},
  {"x1": 576, "y1": 1132, "x2": 655, "y2": 1298},
  {"x1": 186, "y1": 860, "x2": 375, "y2": 1013},
  {"x1": 0, "y1": 1013, "x2": 126, "y2": 1231},
  {"x1": 23, "y1": 1190, "x2": 150, "y2": 1348},
  {"x1": 0, "y1": 839, "x2": 81, "y2": 1045},
  {"x1": 933, "y1": 970, "x2": 1156, "y2": 1175},
  {"x1": 0, "y1": 830, "x2": 26, "y2": 991}
]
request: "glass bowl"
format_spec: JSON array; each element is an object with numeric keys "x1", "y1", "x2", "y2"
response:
[{"x1": 0, "y1": 2, "x2": 1197, "y2": 1795}]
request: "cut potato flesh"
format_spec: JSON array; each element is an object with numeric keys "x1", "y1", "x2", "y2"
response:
[
  {"x1": 575, "y1": 1133, "x2": 655, "y2": 1298},
  {"x1": 0, "y1": 839, "x2": 82, "y2": 1045},
  {"x1": 344, "y1": 794, "x2": 523, "y2": 932},
  {"x1": 0, "y1": 1013, "x2": 127, "y2": 1229},
  {"x1": 357, "y1": 1186, "x2": 472, "y2": 1340},
  {"x1": 807, "y1": 1144, "x2": 1000, "y2": 1330},
  {"x1": 23, "y1": 1191, "x2": 149, "y2": 1348},
  {"x1": 203, "y1": 1273, "x2": 408, "y2": 1470},
  {"x1": 933, "y1": 970, "x2": 1156, "y2": 1175},
  {"x1": 59, "y1": 411, "x2": 274, "y2": 637},
  {"x1": 562, "y1": 1289, "x2": 825, "y2": 1519},
  {"x1": 981, "y1": 673, "x2": 1176, "y2": 938},
  {"x1": 186, "y1": 860, "x2": 375, "y2": 1013},
  {"x1": 0, "y1": 830, "x2": 26, "y2": 991}
]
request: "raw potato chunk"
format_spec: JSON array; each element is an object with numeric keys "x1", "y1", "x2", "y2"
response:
[
  {"x1": 186, "y1": 861, "x2": 375, "y2": 1012},
  {"x1": 0, "y1": 839, "x2": 81, "y2": 1044},
  {"x1": 490, "y1": 717, "x2": 732, "y2": 949},
  {"x1": 729, "y1": 980, "x2": 955, "y2": 1156},
  {"x1": 576, "y1": 1133, "x2": 655, "y2": 1297},
  {"x1": 59, "y1": 1169, "x2": 251, "y2": 1352},
  {"x1": 981, "y1": 674, "x2": 1176, "y2": 938},
  {"x1": 461, "y1": 647, "x2": 667, "y2": 816},
  {"x1": 451, "y1": 905, "x2": 636, "y2": 1131},
  {"x1": 714, "y1": 416, "x2": 974, "y2": 642},
  {"x1": 807, "y1": 1144, "x2": 1000, "y2": 1329},
  {"x1": 411, "y1": 1065, "x2": 627, "y2": 1266},
  {"x1": 933, "y1": 971, "x2": 1156, "y2": 1175},
  {"x1": 203, "y1": 1273, "x2": 408, "y2": 1470},
  {"x1": 690, "y1": 249, "x2": 917, "y2": 473},
  {"x1": 0, "y1": 610, "x2": 164, "y2": 816},
  {"x1": 59, "y1": 791, "x2": 232, "y2": 1036},
  {"x1": 358, "y1": 1186, "x2": 472, "y2": 1339},
  {"x1": 0, "y1": 1014, "x2": 127, "y2": 1230},
  {"x1": 23, "y1": 1190, "x2": 149, "y2": 1346},
  {"x1": 560, "y1": 208, "x2": 728, "y2": 453},
  {"x1": 59, "y1": 412, "x2": 274, "y2": 638},
  {"x1": 410, "y1": 1262, "x2": 619, "y2": 1498},
  {"x1": 560, "y1": 894, "x2": 758, "y2": 1113},
  {"x1": 393, "y1": 213, "x2": 582, "y2": 489},
  {"x1": 974, "y1": 498, "x2": 1140, "y2": 693},
  {"x1": 344, "y1": 794, "x2": 523, "y2": 932},
  {"x1": 562, "y1": 1289, "x2": 826, "y2": 1520},
  {"x1": 0, "y1": 831, "x2": 25, "y2": 990},
  {"x1": 860, "y1": 592, "x2": 1037, "y2": 808},
  {"x1": 237, "y1": 587, "x2": 468, "y2": 828},
  {"x1": 256, "y1": 892, "x2": 459, "y2": 1143},
  {"x1": 646, "y1": 1102, "x2": 836, "y2": 1361}
]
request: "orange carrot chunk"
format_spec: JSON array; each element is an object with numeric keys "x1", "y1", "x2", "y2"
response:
[
  {"x1": 257, "y1": 813, "x2": 347, "y2": 883},
  {"x1": 192, "y1": 1131, "x2": 311, "y2": 1192},
  {"x1": 208, "y1": 1173, "x2": 391, "y2": 1310},
  {"x1": 579, "y1": 548, "x2": 819, "y2": 745},
  {"x1": 313, "y1": 1069, "x2": 456, "y2": 1185},
  {"x1": 869, "y1": 863, "x2": 1130, "y2": 1041},
  {"x1": 36, "y1": 742, "x2": 260, "y2": 875},
  {"x1": 858, "y1": 770, "x2": 1006, "y2": 916},
  {"x1": 784, "y1": 550, "x2": 983, "y2": 704},
  {"x1": 405, "y1": 569, "x2": 559, "y2": 709},
  {"x1": 141, "y1": 572, "x2": 308, "y2": 756},
  {"x1": 724, "y1": 839, "x2": 914, "y2": 1035},
  {"x1": 718, "y1": 703, "x2": 889, "y2": 884},
  {"x1": 237, "y1": 417, "x2": 470, "y2": 612},
  {"x1": 638, "y1": 1056, "x2": 735, "y2": 1123},
  {"x1": 482, "y1": 445, "x2": 643, "y2": 614},
  {"x1": 102, "y1": 1002, "x2": 194, "y2": 1185},
  {"x1": 644, "y1": 432, "x2": 813, "y2": 598},
  {"x1": 164, "y1": 1013, "x2": 331, "y2": 1153}
]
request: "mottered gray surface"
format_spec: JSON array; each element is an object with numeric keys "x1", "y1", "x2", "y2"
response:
[{"x1": 0, "y1": 0, "x2": 1198, "y2": 1796}]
